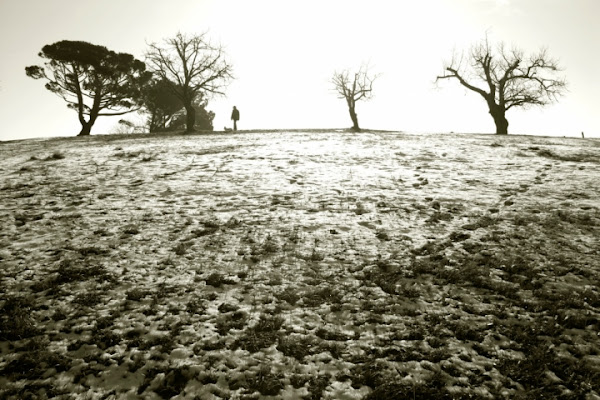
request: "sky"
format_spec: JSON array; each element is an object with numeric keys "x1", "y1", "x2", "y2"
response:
[{"x1": 0, "y1": 0, "x2": 599, "y2": 141}]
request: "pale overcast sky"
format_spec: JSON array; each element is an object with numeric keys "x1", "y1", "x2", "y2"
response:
[{"x1": 0, "y1": 0, "x2": 598, "y2": 140}]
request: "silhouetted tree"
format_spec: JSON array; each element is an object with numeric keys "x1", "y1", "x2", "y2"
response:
[
  {"x1": 332, "y1": 64, "x2": 378, "y2": 132},
  {"x1": 168, "y1": 94, "x2": 215, "y2": 131},
  {"x1": 142, "y1": 78, "x2": 183, "y2": 132},
  {"x1": 436, "y1": 37, "x2": 567, "y2": 135},
  {"x1": 25, "y1": 40, "x2": 151, "y2": 136},
  {"x1": 145, "y1": 32, "x2": 232, "y2": 133}
]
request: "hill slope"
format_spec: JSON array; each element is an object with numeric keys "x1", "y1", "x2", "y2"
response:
[{"x1": 1, "y1": 131, "x2": 599, "y2": 399}]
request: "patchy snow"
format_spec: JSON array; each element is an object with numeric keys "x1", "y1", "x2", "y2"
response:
[{"x1": 0, "y1": 130, "x2": 599, "y2": 399}]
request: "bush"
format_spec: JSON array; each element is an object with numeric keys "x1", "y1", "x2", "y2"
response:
[
  {"x1": 247, "y1": 365, "x2": 284, "y2": 396},
  {"x1": 0, "y1": 296, "x2": 40, "y2": 340},
  {"x1": 215, "y1": 311, "x2": 247, "y2": 335},
  {"x1": 155, "y1": 367, "x2": 192, "y2": 399},
  {"x1": 43, "y1": 151, "x2": 65, "y2": 161},
  {"x1": 1, "y1": 350, "x2": 71, "y2": 380},
  {"x1": 277, "y1": 335, "x2": 314, "y2": 361},
  {"x1": 126, "y1": 288, "x2": 148, "y2": 301},
  {"x1": 205, "y1": 272, "x2": 236, "y2": 287},
  {"x1": 235, "y1": 313, "x2": 285, "y2": 352},
  {"x1": 55, "y1": 259, "x2": 108, "y2": 284}
]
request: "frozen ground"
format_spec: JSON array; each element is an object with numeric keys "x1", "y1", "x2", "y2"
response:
[{"x1": 0, "y1": 130, "x2": 599, "y2": 399}]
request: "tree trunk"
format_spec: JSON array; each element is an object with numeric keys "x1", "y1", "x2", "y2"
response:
[
  {"x1": 78, "y1": 124, "x2": 92, "y2": 136},
  {"x1": 77, "y1": 109, "x2": 94, "y2": 136},
  {"x1": 489, "y1": 107, "x2": 509, "y2": 135},
  {"x1": 148, "y1": 108, "x2": 159, "y2": 133},
  {"x1": 185, "y1": 104, "x2": 196, "y2": 133},
  {"x1": 78, "y1": 115, "x2": 97, "y2": 136},
  {"x1": 78, "y1": 101, "x2": 99, "y2": 136},
  {"x1": 349, "y1": 107, "x2": 360, "y2": 132}
]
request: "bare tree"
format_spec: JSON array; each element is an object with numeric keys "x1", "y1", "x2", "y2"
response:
[
  {"x1": 436, "y1": 37, "x2": 567, "y2": 135},
  {"x1": 145, "y1": 32, "x2": 233, "y2": 133},
  {"x1": 332, "y1": 64, "x2": 378, "y2": 132}
]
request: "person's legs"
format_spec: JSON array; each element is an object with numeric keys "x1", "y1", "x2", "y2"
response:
[{"x1": 234, "y1": 120, "x2": 237, "y2": 131}]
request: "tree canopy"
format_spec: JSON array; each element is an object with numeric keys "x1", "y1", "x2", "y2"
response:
[
  {"x1": 142, "y1": 78, "x2": 183, "y2": 132},
  {"x1": 26, "y1": 40, "x2": 151, "y2": 136}
]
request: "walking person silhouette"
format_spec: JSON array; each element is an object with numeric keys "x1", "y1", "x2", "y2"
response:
[{"x1": 231, "y1": 106, "x2": 240, "y2": 131}]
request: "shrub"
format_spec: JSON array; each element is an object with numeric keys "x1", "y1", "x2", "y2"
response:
[
  {"x1": 126, "y1": 288, "x2": 148, "y2": 301},
  {"x1": 43, "y1": 151, "x2": 66, "y2": 161},
  {"x1": 290, "y1": 374, "x2": 311, "y2": 388},
  {"x1": 247, "y1": 365, "x2": 284, "y2": 396},
  {"x1": 235, "y1": 313, "x2": 284, "y2": 352},
  {"x1": 155, "y1": 367, "x2": 192, "y2": 399},
  {"x1": 205, "y1": 272, "x2": 236, "y2": 287},
  {"x1": 350, "y1": 361, "x2": 386, "y2": 388},
  {"x1": 191, "y1": 226, "x2": 219, "y2": 237},
  {"x1": 307, "y1": 374, "x2": 331, "y2": 400},
  {"x1": 215, "y1": 311, "x2": 247, "y2": 335},
  {"x1": 90, "y1": 329, "x2": 122, "y2": 350},
  {"x1": 277, "y1": 335, "x2": 315, "y2": 361},
  {"x1": 139, "y1": 334, "x2": 176, "y2": 353},
  {"x1": 1, "y1": 350, "x2": 71, "y2": 380},
  {"x1": 303, "y1": 287, "x2": 344, "y2": 307},
  {"x1": 77, "y1": 245, "x2": 110, "y2": 257},
  {"x1": 172, "y1": 241, "x2": 191, "y2": 256},
  {"x1": 186, "y1": 298, "x2": 205, "y2": 314},
  {"x1": 122, "y1": 224, "x2": 140, "y2": 235},
  {"x1": 72, "y1": 292, "x2": 103, "y2": 307},
  {"x1": 276, "y1": 287, "x2": 301, "y2": 305},
  {"x1": 55, "y1": 259, "x2": 108, "y2": 284},
  {"x1": 137, "y1": 366, "x2": 169, "y2": 395},
  {"x1": 0, "y1": 296, "x2": 40, "y2": 340},
  {"x1": 451, "y1": 322, "x2": 484, "y2": 342},
  {"x1": 315, "y1": 327, "x2": 352, "y2": 341}
]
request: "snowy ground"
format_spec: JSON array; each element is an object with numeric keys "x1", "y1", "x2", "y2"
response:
[{"x1": 1, "y1": 130, "x2": 599, "y2": 399}]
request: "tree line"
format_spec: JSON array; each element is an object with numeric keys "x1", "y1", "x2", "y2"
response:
[
  {"x1": 26, "y1": 32, "x2": 566, "y2": 136},
  {"x1": 26, "y1": 32, "x2": 229, "y2": 136}
]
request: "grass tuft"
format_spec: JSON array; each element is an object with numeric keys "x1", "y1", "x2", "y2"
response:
[
  {"x1": 205, "y1": 272, "x2": 236, "y2": 287},
  {"x1": 0, "y1": 296, "x2": 40, "y2": 340},
  {"x1": 43, "y1": 151, "x2": 66, "y2": 161},
  {"x1": 247, "y1": 364, "x2": 285, "y2": 396}
]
